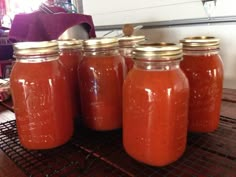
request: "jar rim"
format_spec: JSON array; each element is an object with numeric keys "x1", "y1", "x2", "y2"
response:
[
  {"x1": 132, "y1": 42, "x2": 182, "y2": 61},
  {"x1": 57, "y1": 39, "x2": 83, "y2": 49},
  {"x1": 14, "y1": 41, "x2": 58, "y2": 56},
  {"x1": 83, "y1": 37, "x2": 118, "y2": 50},
  {"x1": 118, "y1": 35, "x2": 145, "y2": 47},
  {"x1": 180, "y1": 36, "x2": 220, "y2": 50}
]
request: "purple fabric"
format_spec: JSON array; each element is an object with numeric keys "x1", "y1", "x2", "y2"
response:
[{"x1": 9, "y1": 12, "x2": 96, "y2": 41}]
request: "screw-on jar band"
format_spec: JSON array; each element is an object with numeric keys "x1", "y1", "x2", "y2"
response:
[
  {"x1": 180, "y1": 36, "x2": 220, "y2": 50},
  {"x1": 118, "y1": 35, "x2": 145, "y2": 47},
  {"x1": 83, "y1": 37, "x2": 119, "y2": 50},
  {"x1": 14, "y1": 41, "x2": 59, "y2": 56},
  {"x1": 57, "y1": 39, "x2": 82, "y2": 49},
  {"x1": 132, "y1": 42, "x2": 182, "y2": 61}
]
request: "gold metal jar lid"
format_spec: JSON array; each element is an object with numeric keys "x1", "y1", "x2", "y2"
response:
[
  {"x1": 118, "y1": 35, "x2": 145, "y2": 47},
  {"x1": 14, "y1": 41, "x2": 58, "y2": 56},
  {"x1": 180, "y1": 36, "x2": 220, "y2": 50},
  {"x1": 83, "y1": 37, "x2": 118, "y2": 50},
  {"x1": 57, "y1": 39, "x2": 82, "y2": 49},
  {"x1": 132, "y1": 42, "x2": 182, "y2": 61}
]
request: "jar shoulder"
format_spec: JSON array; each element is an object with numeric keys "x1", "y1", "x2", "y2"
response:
[
  {"x1": 124, "y1": 68, "x2": 189, "y2": 91},
  {"x1": 10, "y1": 60, "x2": 65, "y2": 81},
  {"x1": 181, "y1": 54, "x2": 223, "y2": 70}
]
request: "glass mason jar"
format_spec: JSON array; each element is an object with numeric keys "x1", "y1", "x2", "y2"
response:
[
  {"x1": 180, "y1": 36, "x2": 224, "y2": 133},
  {"x1": 58, "y1": 39, "x2": 82, "y2": 118},
  {"x1": 10, "y1": 41, "x2": 74, "y2": 149},
  {"x1": 123, "y1": 43, "x2": 189, "y2": 166},
  {"x1": 118, "y1": 35, "x2": 145, "y2": 72},
  {"x1": 78, "y1": 38, "x2": 126, "y2": 131}
]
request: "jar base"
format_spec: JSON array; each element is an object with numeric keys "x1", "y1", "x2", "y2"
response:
[
  {"x1": 19, "y1": 133, "x2": 73, "y2": 150},
  {"x1": 123, "y1": 144, "x2": 186, "y2": 167}
]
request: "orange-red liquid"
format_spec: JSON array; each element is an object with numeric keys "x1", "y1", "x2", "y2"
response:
[
  {"x1": 78, "y1": 55, "x2": 125, "y2": 131},
  {"x1": 123, "y1": 66, "x2": 189, "y2": 166},
  {"x1": 10, "y1": 60, "x2": 73, "y2": 149},
  {"x1": 124, "y1": 56, "x2": 134, "y2": 72},
  {"x1": 59, "y1": 49, "x2": 82, "y2": 118},
  {"x1": 180, "y1": 53, "x2": 223, "y2": 132}
]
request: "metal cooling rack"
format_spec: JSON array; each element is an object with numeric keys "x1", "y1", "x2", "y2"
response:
[{"x1": 0, "y1": 116, "x2": 235, "y2": 177}]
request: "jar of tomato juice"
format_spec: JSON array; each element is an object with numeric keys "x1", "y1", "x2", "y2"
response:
[
  {"x1": 58, "y1": 39, "x2": 82, "y2": 118},
  {"x1": 123, "y1": 43, "x2": 189, "y2": 166},
  {"x1": 10, "y1": 41, "x2": 74, "y2": 149},
  {"x1": 78, "y1": 38, "x2": 126, "y2": 131},
  {"x1": 180, "y1": 36, "x2": 224, "y2": 132},
  {"x1": 118, "y1": 35, "x2": 145, "y2": 72}
]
